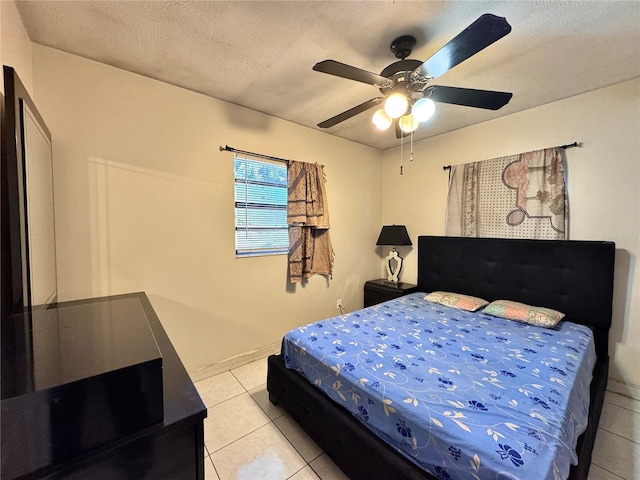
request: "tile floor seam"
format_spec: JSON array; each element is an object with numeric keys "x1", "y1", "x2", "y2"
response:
[
  {"x1": 604, "y1": 401, "x2": 640, "y2": 416},
  {"x1": 247, "y1": 390, "x2": 288, "y2": 422},
  {"x1": 307, "y1": 452, "x2": 323, "y2": 463},
  {"x1": 229, "y1": 370, "x2": 242, "y2": 387},
  {"x1": 271, "y1": 419, "x2": 324, "y2": 464},
  {"x1": 308, "y1": 462, "x2": 323, "y2": 480},
  {"x1": 256, "y1": 405, "x2": 280, "y2": 420},
  {"x1": 603, "y1": 400, "x2": 640, "y2": 416},
  {"x1": 205, "y1": 454, "x2": 222, "y2": 480},
  {"x1": 212, "y1": 459, "x2": 222, "y2": 480},
  {"x1": 208, "y1": 420, "x2": 276, "y2": 455},
  {"x1": 206, "y1": 390, "x2": 246, "y2": 409},
  {"x1": 229, "y1": 368, "x2": 266, "y2": 393},
  {"x1": 607, "y1": 391, "x2": 640, "y2": 401},
  {"x1": 209, "y1": 421, "x2": 310, "y2": 480},
  {"x1": 590, "y1": 464, "x2": 627, "y2": 480},
  {"x1": 286, "y1": 464, "x2": 314, "y2": 480},
  {"x1": 597, "y1": 425, "x2": 640, "y2": 445}
]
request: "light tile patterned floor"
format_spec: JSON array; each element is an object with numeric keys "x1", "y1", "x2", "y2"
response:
[{"x1": 195, "y1": 357, "x2": 640, "y2": 480}]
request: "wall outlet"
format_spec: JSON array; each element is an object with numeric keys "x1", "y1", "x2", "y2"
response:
[{"x1": 336, "y1": 298, "x2": 343, "y2": 309}]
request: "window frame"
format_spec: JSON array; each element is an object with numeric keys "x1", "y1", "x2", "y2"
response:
[{"x1": 234, "y1": 154, "x2": 289, "y2": 258}]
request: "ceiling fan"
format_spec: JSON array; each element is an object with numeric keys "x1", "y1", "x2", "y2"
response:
[{"x1": 314, "y1": 13, "x2": 513, "y2": 136}]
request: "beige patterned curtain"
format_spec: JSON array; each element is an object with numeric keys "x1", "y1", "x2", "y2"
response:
[
  {"x1": 445, "y1": 147, "x2": 567, "y2": 239},
  {"x1": 287, "y1": 161, "x2": 334, "y2": 283}
]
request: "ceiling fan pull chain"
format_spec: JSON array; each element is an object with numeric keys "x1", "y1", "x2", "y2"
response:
[
  {"x1": 400, "y1": 134, "x2": 404, "y2": 175},
  {"x1": 410, "y1": 131, "x2": 414, "y2": 162}
]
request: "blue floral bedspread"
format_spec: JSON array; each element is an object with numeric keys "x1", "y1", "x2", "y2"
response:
[{"x1": 282, "y1": 293, "x2": 595, "y2": 480}]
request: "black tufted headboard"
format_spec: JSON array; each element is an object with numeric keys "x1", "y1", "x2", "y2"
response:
[{"x1": 417, "y1": 236, "x2": 615, "y2": 358}]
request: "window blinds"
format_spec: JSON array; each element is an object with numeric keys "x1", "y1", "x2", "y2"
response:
[{"x1": 234, "y1": 155, "x2": 288, "y2": 257}]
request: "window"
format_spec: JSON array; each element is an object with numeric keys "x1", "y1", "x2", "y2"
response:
[{"x1": 234, "y1": 155, "x2": 288, "y2": 257}]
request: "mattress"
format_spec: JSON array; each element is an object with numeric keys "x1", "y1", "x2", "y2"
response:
[{"x1": 282, "y1": 293, "x2": 596, "y2": 480}]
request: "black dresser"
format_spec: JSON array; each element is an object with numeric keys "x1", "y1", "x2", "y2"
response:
[
  {"x1": 1, "y1": 292, "x2": 207, "y2": 479},
  {"x1": 363, "y1": 279, "x2": 418, "y2": 307}
]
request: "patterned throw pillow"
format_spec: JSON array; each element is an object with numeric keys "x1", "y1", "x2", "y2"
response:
[
  {"x1": 424, "y1": 291, "x2": 489, "y2": 312},
  {"x1": 483, "y1": 300, "x2": 565, "y2": 328}
]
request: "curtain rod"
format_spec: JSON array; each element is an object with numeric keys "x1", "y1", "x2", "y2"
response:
[
  {"x1": 442, "y1": 141, "x2": 581, "y2": 171},
  {"x1": 219, "y1": 145, "x2": 291, "y2": 164}
]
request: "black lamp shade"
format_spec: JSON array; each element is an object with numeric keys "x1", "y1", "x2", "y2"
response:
[{"x1": 376, "y1": 225, "x2": 412, "y2": 246}]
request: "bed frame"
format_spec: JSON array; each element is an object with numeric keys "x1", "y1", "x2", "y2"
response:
[{"x1": 267, "y1": 236, "x2": 615, "y2": 480}]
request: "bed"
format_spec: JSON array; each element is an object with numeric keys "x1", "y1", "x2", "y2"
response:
[{"x1": 267, "y1": 236, "x2": 615, "y2": 480}]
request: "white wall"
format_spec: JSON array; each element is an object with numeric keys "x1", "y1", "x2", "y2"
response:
[
  {"x1": 0, "y1": 0, "x2": 33, "y2": 95},
  {"x1": 31, "y1": 45, "x2": 383, "y2": 374},
  {"x1": 381, "y1": 79, "x2": 640, "y2": 393}
]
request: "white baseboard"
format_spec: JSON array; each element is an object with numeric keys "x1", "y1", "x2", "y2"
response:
[
  {"x1": 188, "y1": 342, "x2": 281, "y2": 383},
  {"x1": 607, "y1": 377, "x2": 640, "y2": 401}
]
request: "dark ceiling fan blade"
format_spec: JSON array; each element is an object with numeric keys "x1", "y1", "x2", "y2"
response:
[
  {"x1": 427, "y1": 85, "x2": 512, "y2": 110},
  {"x1": 415, "y1": 14, "x2": 511, "y2": 79},
  {"x1": 318, "y1": 97, "x2": 384, "y2": 128},
  {"x1": 313, "y1": 60, "x2": 392, "y2": 87}
]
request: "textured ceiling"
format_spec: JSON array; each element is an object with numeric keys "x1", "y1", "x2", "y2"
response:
[{"x1": 15, "y1": 1, "x2": 640, "y2": 151}]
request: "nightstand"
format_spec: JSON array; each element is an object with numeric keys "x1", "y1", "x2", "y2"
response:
[{"x1": 364, "y1": 279, "x2": 418, "y2": 307}]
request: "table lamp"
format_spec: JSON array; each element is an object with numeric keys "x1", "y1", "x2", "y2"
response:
[{"x1": 376, "y1": 225, "x2": 412, "y2": 283}]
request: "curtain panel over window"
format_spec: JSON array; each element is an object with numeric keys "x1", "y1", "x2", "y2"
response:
[
  {"x1": 446, "y1": 147, "x2": 567, "y2": 240},
  {"x1": 287, "y1": 161, "x2": 334, "y2": 283}
]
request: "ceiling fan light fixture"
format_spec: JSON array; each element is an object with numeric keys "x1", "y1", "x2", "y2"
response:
[
  {"x1": 412, "y1": 98, "x2": 436, "y2": 122},
  {"x1": 384, "y1": 93, "x2": 409, "y2": 119},
  {"x1": 313, "y1": 14, "x2": 514, "y2": 144},
  {"x1": 372, "y1": 109, "x2": 392, "y2": 130},
  {"x1": 399, "y1": 113, "x2": 419, "y2": 133}
]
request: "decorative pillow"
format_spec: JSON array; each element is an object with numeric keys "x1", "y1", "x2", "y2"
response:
[
  {"x1": 424, "y1": 291, "x2": 489, "y2": 312},
  {"x1": 483, "y1": 300, "x2": 565, "y2": 328}
]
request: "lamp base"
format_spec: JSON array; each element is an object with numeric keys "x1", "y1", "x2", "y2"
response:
[{"x1": 384, "y1": 248, "x2": 403, "y2": 283}]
